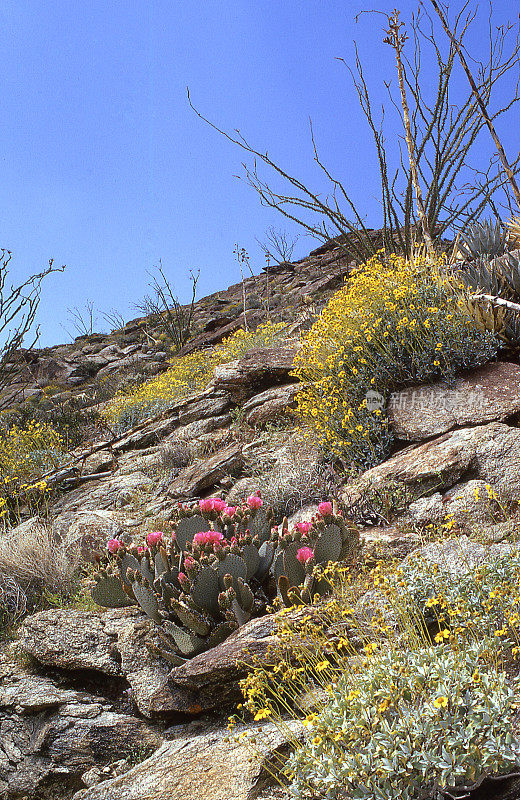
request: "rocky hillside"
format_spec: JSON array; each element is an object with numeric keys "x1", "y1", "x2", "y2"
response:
[
  {"x1": 1, "y1": 235, "x2": 359, "y2": 412},
  {"x1": 3, "y1": 230, "x2": 520, "y2": 800}
]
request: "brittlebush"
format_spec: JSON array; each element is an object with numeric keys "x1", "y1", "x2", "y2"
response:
[
  {"x1": 104, "y1": 321, "x2": 286, "y2": 434},
  {"x1": 293, "y1": 251, "x2": 497, "y2": 469},
  {"x1": 0, "y1": 419, "x2": 63, "y2": 485}
]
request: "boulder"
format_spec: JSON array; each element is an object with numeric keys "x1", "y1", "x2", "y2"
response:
[
  {"x1": 342, "y1": 423, "x2": 520, "y2": 510},
  {"x1": 212, "y1": 347, "x2": 299, "y2": 402},
  {"x1": 0, "y1": 650, "x2": 162, "y2": 800},
  {"x1": 408, "y1": 479, "x2": 501, "y2": 526},
  {"x1": 405, "y1": 534, "x2": 513, "y2": 577},
  {"x1": 360, "y1": 525, "x2": 422, "y2": 561},
  {"x1": 82, "y1": 449, "x2": 115, "y2": 475},
  {"x1": 148, "y1": 614, "x2": 281, "y2": 715},
  {"x1": 71, "y1": 720, "x2": 300, "y2": 800},
  {"x1": 52, "y1": 509, "x2": 123, "y2": 560},
  {"x1": 19, "y1": 610, "x2": 123, "y2": 677},
  {"x1": 167, "y1": 443, "x2": 244, "y2": 499},
  {"x1": 388, "y1": 362, "x2": 520, "y2": 440},
  {"x1": 242, "y1": 385, "x2": 299, "y2": 428},
  {"x1": 18, "y1": 609, "x2": 172, "y2": 718}
]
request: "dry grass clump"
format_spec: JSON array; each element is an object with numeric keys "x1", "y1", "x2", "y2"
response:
[
  {"x1": 0, "y1": 518, "x2": 81, "y2": 598},
  {"x1": 236, "y1": 432, "x2": 333, "y2": 517}
]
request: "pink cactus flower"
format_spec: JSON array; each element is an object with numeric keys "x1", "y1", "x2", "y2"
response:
[
  {"x1": 178, "y1": 572, "x2": 190, "y2": 589},
  {"x1": 297, "y1": 547, "x2": 314, "y2": 564},
  {"x1": 193, "y1": 530, "x2": 225, "y2": 547},
  {"x1": 318, "y1": 501, "x2": 333, "y2": 517},
  {"x1": 199, "y1": 498, "x2": 215, "y2": 512},
  {"x1": 184, "y1": 555, "x2": 196, "y2": 569},
  {"x1": 146, "y1": 531, "x2": 163, "y2": 547},
  {"x1": 246, "y1": 494, "x2": 263, "y2": 510},
  {"x1": 296, "y1": 521, "x2": 312, "y2": 535},
  {"x1": 107, "y1": 538, "x2": 122, "y2": 554},
  {"x1": 212, "y1": 498, "x2": 227, "y2": 513},
  {"x1": 224, "y1": 505, "x2": 237, "y2": 517}
]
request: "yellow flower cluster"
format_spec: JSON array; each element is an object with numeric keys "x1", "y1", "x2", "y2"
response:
[
  {"x1": 0, "y1": 420, "x2": 63, "y2": 486},
  {"x1": 293, "y1": 250, "x2": 497, "y2": 468},
  {"x1": 103, "y1": 321, "x2": 285, "y2": 433}
]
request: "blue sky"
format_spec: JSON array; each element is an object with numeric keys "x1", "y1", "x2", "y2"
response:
[{"x1": 3, "y1": 0, "x2": 520, "y2": 346}]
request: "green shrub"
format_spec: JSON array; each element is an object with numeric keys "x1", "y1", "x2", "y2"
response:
[{"x1": 385, "y1": 546, "x2": 520, "y2": 650}]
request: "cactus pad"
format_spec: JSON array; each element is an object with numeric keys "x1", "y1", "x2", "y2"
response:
[
  {"x1": 191, "y1": 566, "x2": 220, "y2": 616},
  {"x1": 131, "y1": 580, "x2": 162, "y2": 624},
  {"x1": 218, "y1": 553, "x2": 247, "y2": 590},
  {"x1": 91, "y1": 576, "x2": 135, "y2": 608},
  {"x1": 256, "y1": 541, "x2": 274, "y2": 580},
  {"x1": 162, "y1": 620, "x2": 207, "y2": 657},
  {"x1": 174, "y1": 515, "x2": 208, "y2": 551},
  {"x1": 171, "y1": 602, "x2": 211, "y2": 636},
  {"x1": 241, "y1": 544, "x2": 260, "y2": 579},
  {"x1": 314, "y1": 524, "x2": 342, "y2": 565}
]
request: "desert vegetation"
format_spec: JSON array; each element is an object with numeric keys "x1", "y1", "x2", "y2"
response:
[{"x1": 3, "y1": 2, "x2": 520, "y2": 798}]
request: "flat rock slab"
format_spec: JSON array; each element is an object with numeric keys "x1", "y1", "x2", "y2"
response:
[
  {"x1": 213, "y1": 347, "x2": 299, "y2": 402},
  {"x1": 72, "y1": 721, "x2": 299, "y2": 800},
  {"x1": 342, "y1": 422, "x2": 520, "y2": 509},
  {"x1": 388, "y1": 362, "x2": 520, "y2": 440},
  {"x1": 167, "y1": 443, "x2": 244, "y2": 498}
]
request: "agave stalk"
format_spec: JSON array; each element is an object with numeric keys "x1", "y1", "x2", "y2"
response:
[{"x1": 470, "y1": 293, "x2": 520, "y2": 314}]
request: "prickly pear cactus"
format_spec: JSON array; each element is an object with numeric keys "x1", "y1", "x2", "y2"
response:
[{"x1": 91, "y1": 495, "x2": 361, "y2": 659}]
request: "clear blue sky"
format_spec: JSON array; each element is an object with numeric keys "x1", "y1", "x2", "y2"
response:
[{"x1": 3, "y1": 0, "x2": 520, "y2": 347}]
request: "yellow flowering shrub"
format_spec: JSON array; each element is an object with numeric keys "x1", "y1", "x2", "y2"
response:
[
  {"x1": 103, "y1": 321, "x2": 286, "y2": 434},
  {"x1": 0, "y1": 420, "x2": 63, "y2": 524},
  {"x1": 234, "y1": 551, "x2": 520, "y2": 800},
  {"x1": 293, "y1": 251, "x2": 498, "y2": 469},
  {"x1": 0, "y1": 420, "x2": 63, "y2": 485}
]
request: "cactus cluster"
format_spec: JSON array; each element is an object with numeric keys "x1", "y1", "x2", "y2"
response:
[{"x1": 92, "y1": 496, "x2": 360, "y2": 662}]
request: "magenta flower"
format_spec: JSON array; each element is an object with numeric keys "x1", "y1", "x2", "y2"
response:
[
  {"x1": 199, "y1": 498, "x2": 215, "y2": 512},
  {"x1": 184, "y1": 555, "x2": 196, "y2": 569},
  {"x1": 224, "y1": 505, "x2": 237, "y2": 517},
  {"x1": 212, "y1": 498, "x2": 227, "y2": 513},
  {"x1": 178, "y1": 572, "x2": 190, "y2": 589},
  {"x1": 246, "y1": 494, "x2": 263, "y2": 510},
  {"x1": 193, "y1": 530, "x2": 225, "y2": 547},
  {"x1": 296, "y1": 521, "x2": 312, "y2": 535},
  {"x1": 318, "y1": 501, "x2": 333, "y2": 517},
  {"x1": 146, "y1": 531, "x2": 163, "y2": 547},
  {"x1": 107, "y1": 538, "x2": 122, "y2": 554},
  {"x1": 297, "y1": 547, "x2": 314, "y2": 564}
]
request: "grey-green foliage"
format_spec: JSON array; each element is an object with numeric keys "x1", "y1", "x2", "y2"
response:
[
  {"x1": 91, "y1": 502, "x2": 360, "y2": 662},
  {"x1": 286, "y1": 643, "x2": 520, "y2": 800},
  {"x1": 389, "y1": 550, "x2": 520, "y2": 647},
  {"x1": 459, "y1": 248, "x2": 520, "y2": 344},
  {"x1": 459, "y1": 219, "x2": 508, "y2": 260}
]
